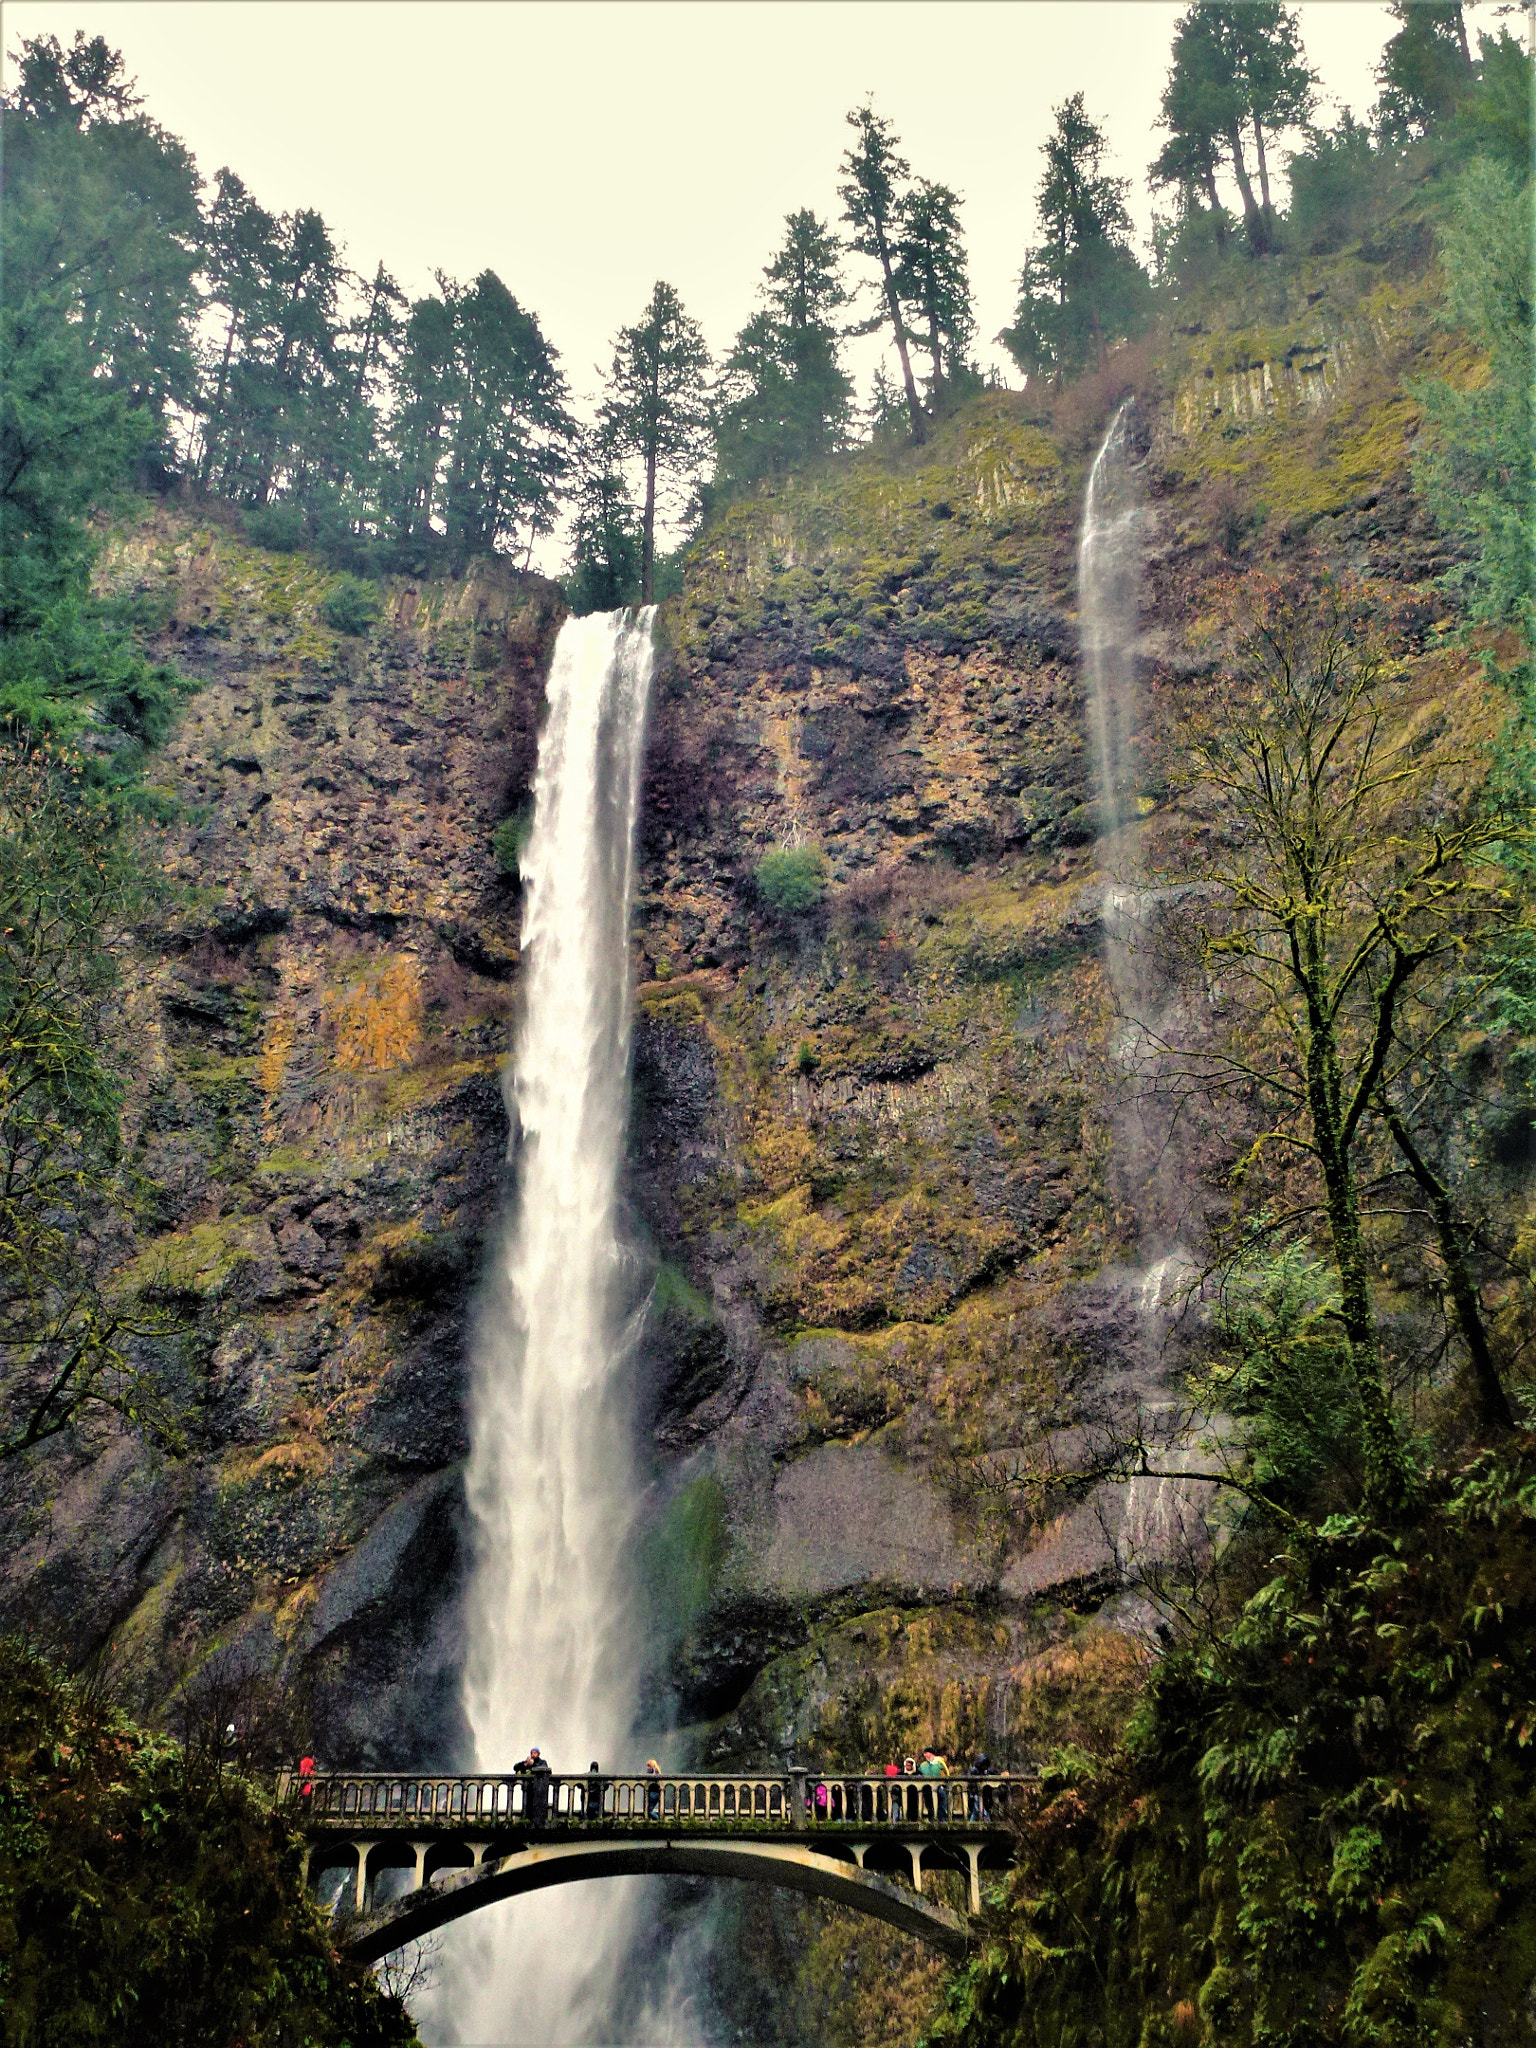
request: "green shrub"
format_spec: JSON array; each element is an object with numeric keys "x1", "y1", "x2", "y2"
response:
[
  {"x1": 492, "y1": 804, "x2": 534, "y2": 878},
  {"x1": 755, "y1": 846, "x2": 826, "y2": 915},
  {"x1": 244, "y1": 501, "x2": 307, "y2": 553},
  {"x1": 0, "y1": 1637, "x2": 417, "y2": 2045},
  {"x1": 321, "y1": 575, "x2": 382, "y2": 636}
]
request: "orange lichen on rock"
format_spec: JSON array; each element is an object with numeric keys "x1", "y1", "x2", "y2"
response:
[{"x1": 325, "y1": 955, "x2": 424, "y2": 1072}]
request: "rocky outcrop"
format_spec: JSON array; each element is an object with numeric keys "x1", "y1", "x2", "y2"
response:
[{"x1": 0, "y1": 508, "x2": 562, "y2": 1761}]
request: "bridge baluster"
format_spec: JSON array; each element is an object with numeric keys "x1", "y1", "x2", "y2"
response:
[{"x1": 495, "y1": 1781, "x2": 509, "y2": 1816}]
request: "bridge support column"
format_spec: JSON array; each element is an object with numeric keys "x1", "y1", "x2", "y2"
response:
[
  {"x1": 351, "y1": 1842, "x2": 371, "y2": 1915},
  {"x1": 412, "y1": 1841, "x2": 430, "y2": 1893},
  {"x1": 849, "y1": 1843, "x2": 869, "y2": 1869},
  {"x1": 467, "y1": 1842, "x2": 490, "y2": 1869},
  {"x1": 907, "y1": 1843, "x2": 925, "y2": 1895},
  {"x1": 962, "y1": 1842, "x2": 983, "y2": 1916}
]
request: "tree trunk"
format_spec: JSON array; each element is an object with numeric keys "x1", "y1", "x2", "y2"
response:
[
  {"x1": 1253, "y1": 120, "x2": 1277, "y2": 244},
  {"x1": 1299, "y1": 935, "x2": 1415, "y2": 1513},
  {"x1": 1452, "y1": 2, "x2": 1472, "y2": 68},
  {"x1": 641, "y1": 444, "x2": 657, "y2": 605},
  {"x1": 1203, "y1": 167, "x2": 1228, "y2": 249},
  {"x1": 873, "y1": 219, "x2": 925, "y2": 445},
  {"x1": 200, "y1": 312, "x2": 240, "y2": 486},
  {"x1": 1225, "y1": 122, "x2": 1269, "y2": 255},
  {"x1": 1376, "y1": 1098, "x2": 1515, "y2": 1431}
]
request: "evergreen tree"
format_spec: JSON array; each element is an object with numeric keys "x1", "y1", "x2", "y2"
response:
[
  {"x1": 1003, "y1": 95, "x2": 1151, "y2": 386},
  {"x1": 893, "y1": 179, "x2": 975, "y2": 404},
  {"x1": 566, "y1": 429, "x2": 642, "y2": 614},
  {"x1": 600, "y1": 281, "x2": 712, "y2": 604},
  {"x1": 838, "y1": 103, "x2": 926, "y2": 444},
  {"x1": 440, "y1": 270, "x2": 573, "y2": 563},
  {"x1": 4, "y1": 32, "x2": 201, "y2": 466},
  {"x1": 1375, "y1": 0, "x2": 1474, "y2": 138},
  {"x1": 1154, "y1": 2, "x2": 1314, "y2": 255},
  {"x1": 714, "y1": 210, "x2": 853, "y2": 486},
  {"x1": 1, "y1": 33, "x2": 196, "y2": 761},
  {"x1": 382, "y1": 290, "x2": 459, "y2": 549}
]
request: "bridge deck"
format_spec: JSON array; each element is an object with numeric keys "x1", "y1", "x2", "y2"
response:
[
  {"x1": 285, "y1": 1766, "x2": 1024, "y2": 1837},
  {"x1": 287, "y1": 1770, "x2": 1026, "y2": 1948}
]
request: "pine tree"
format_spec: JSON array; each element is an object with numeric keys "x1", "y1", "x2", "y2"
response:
[
  {"x1": 1374, "y1": 0, "x2": 1475, "y2": 138},
  {"x1": 566, "y1": 428, "x2": 642, "y2": 614},
  {"x1": 715, "y1": 210, "x2": 853, "y2": 486},
  {"x1": 839, "y1": 103, "x2": 926, "y2": 444},
  {"x1": 1154, "y1": 3, "x2": 1314, "y2": 256},
  {"x1": 440, "y1": 270, "x2": 573, "y2": 564},
  {"x1": 600, "y1": 282, "x2": 712, "y2": 604},
  {"x1": 1003, "y1": 95, "x2": 1151, "y2": 386},
  {"x1": 893, "y1": 179, "x2": 975, "y2": 405}
]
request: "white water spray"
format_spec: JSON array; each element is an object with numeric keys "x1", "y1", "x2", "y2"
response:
[
  {"x1": 431, "y1": 608, "x2": 656, "y2": 2047},
  {"x1": 1079, "y1": 407, "x2": 1212, "y2": 1575},
  {"x1": 1078, "y1": 399, "x2": 1146, "y2": 1015}
]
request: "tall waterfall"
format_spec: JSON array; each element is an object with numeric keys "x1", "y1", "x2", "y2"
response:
[
  {"x1": 1078, "y1": 404, "x2": 1202, "y2": 1567},
  {"x1": 435, "y1": 608, "x2": 656, "y2": 2047},
  {"x1": 1078, "y1": 399, "x2": 1145, "y2": 1022}
]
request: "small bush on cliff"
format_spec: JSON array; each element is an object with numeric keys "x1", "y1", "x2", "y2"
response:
[
  {"x1": 492, "y1": 804, "x2": 534, "y2": 879},
  {"x1": 321, "y1": 574, "x2": 383, "y2": 636},
  {"x1": 0, "y1": 1637, "x2": 418, "y2": 2047},
  {"x1": 755, "y1": 846, "x2": 826, "y2": 915}
]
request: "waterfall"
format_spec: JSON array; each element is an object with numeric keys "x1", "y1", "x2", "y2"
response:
[
  {"x1": 430, "y1": 607, "x2": 656, "y2": 2047},
  {"x1": 1079, "y1": 405, "x2": 1210, "y2": 1576},
  {"x1": 1078, "y1": 399, "x2": 1145, "y2": 1022}
]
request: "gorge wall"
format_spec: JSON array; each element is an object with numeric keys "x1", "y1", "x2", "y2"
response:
[{"x1": 0, "y1": 222, "x2": 1502, "y2": 2015}]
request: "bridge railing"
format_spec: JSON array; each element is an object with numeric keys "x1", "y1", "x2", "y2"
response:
[{"x1": 282, "y1": 1770, "x2": 1024, "y2": 1832}]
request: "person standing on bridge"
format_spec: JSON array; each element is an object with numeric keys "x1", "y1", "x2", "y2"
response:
[
  {"x1": 586, "y1": 1760, "x2": 603, "y2": 1821},
  {"x1": 516, "y1": 1746, "x2": 552, "y2": 1825},
  {"x1": 645, "y1": 1759, "x2": 662, "y2": 1818},
  {"x1": 918, "y1": 1748, "x2": 949, "y2": 1820}
]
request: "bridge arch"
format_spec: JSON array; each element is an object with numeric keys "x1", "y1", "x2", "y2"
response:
[{"x1": 340, "y1": 1837, "x2": 970, "y2": 1963}]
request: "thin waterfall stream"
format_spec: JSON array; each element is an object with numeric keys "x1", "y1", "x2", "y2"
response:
[
  {"x1": 1078, "y1": 405, "x2": 1203, "y2": 1568},
  {"x1": 427, "y1": 608, "x2": 658, "y2": 2047}
]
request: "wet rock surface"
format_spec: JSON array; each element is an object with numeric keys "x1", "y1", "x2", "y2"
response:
[{"x1": 0, "y1": 511, "x2": 561, "y2": 1760}]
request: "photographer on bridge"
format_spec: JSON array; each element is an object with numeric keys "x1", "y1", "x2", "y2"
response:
[{"x1": 515, "y1": 1746, "x2": 553, "y2": 1826}]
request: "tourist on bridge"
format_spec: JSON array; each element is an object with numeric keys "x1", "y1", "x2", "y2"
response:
[
  {"x1": 586, "y1": 1760, "x2": 603, "y2": 1821},
  {"x1": 918, "y1": 1748, "x2": 950, "y2": 1820},
  {"x1": 515, "y1": 1745, "x2": 552, "y2": 1825},
  {"x1": 966, "y1": 1754, "x2": 992, "y2": 1822},
  {"x1": 644, "y1": 1758, "x2": 662, "y2": 1818}
]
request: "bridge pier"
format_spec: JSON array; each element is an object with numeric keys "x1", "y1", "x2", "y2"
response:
[
  {"x1": 906, "y1": 1843, "x2": 925, "y2": 1894},
  {"x1": 848, "y1": 1842, "x2": 869, "y2": 1868},
  {"x1": 351, "y1": 1841, "x2": 371, "y2": 1915},
  {"x1": 962, "y1": 1843, "x2": 983, "y2": 1916}
]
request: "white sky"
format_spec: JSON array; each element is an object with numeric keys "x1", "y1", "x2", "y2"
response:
[{"x1": 6, "y1": 1, "x2": 1402, "y2": 564}]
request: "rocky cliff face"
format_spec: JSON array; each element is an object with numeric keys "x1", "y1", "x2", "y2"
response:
[
  {"x1": 0, "y1": 227, "x2": 1490, "y2": 1817},
  {"x1": 628, "y1": 233, "x2": 1487, "y2": 1782},
  {"x1": 0, "y1": 510, "x2": 562, "y2": 1760}
]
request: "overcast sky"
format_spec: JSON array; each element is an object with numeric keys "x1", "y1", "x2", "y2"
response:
[{"x1": 6, "y1": 1, "x2": 1402, "y2": 562}]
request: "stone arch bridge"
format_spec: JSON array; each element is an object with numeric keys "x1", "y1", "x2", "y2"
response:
[{"x1": 286, "y1": 1767, "x2": 1026, "y2": 1961}]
